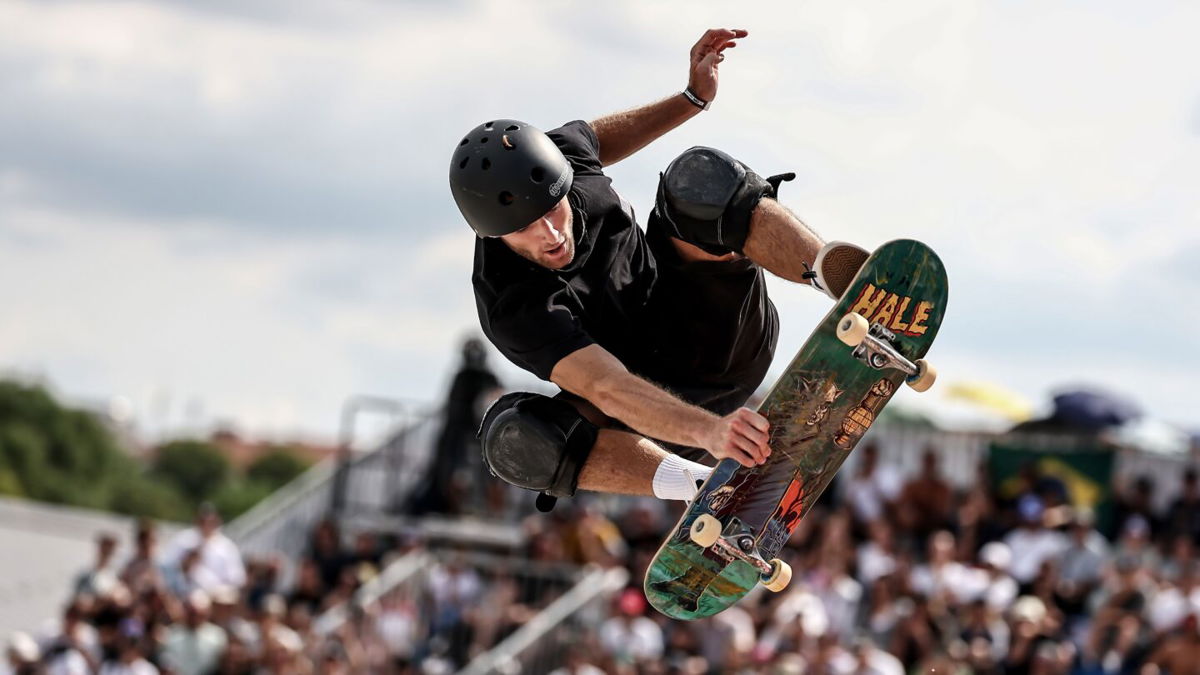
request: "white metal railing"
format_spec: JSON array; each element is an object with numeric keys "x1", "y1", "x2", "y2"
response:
[
  {"x1": 313, "y1": 548, "x2": 436, "y2": 635},
  {"x1": 459, "y1": 565, "x2": 630, "y2": 675}
]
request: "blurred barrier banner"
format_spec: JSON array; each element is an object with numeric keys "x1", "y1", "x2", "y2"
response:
[{"x1": 989, "y1": 443, "x2": 1115, "y2": 530}]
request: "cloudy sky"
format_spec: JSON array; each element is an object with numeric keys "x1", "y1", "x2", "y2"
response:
[{"x1": 1, "y1": 0, "x2": 1197, "y2": 443}]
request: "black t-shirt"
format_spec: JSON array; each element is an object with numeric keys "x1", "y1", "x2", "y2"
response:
[{"x1": 472, "y1": 120, "x2": 776, "y2": 415}]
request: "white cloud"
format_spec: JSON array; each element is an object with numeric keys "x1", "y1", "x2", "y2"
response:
[{"x1": 1, "y1": 0, "x2": 1198, "y2": 439}]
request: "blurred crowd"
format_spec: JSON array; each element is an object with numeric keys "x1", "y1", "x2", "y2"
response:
[
  {"x1": 8, "y1": 439, "x2": 1200, "y2": 674},
  {"x1": 392, "y1": 443, "x2": 1200, "y2": 675},
  {"x1": 9, "y1": 336, "x2": 1200, "y2": 675},
  {"x1": 1, "y1": 504, "x2": 418, "y2": 674}
]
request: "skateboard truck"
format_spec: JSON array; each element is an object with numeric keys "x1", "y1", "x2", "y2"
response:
[
  {"x1": 835, "y1": 314, "x2": 937, "y2": 392},
  {"x1": 687, "y1": 514, "x2": 793, "y2": 592}
]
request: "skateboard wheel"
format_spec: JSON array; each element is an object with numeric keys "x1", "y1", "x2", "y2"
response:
[
  {"x1": 762, "y1": 559, "x2": 792, "y2": 592},
  {"x1": 907, "y1": 359, "x2": 937, "y2": 392},
  {"x1": 836, "y1": 313, "x2": 870, "y2": 347},
  {"x1": 689, "y1": 514, "x2": 722, "y2": 548}
]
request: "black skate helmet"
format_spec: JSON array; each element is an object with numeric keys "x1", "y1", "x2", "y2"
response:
[{"x1": 449, "y1": 119, "x2": 573, "y2": 237}]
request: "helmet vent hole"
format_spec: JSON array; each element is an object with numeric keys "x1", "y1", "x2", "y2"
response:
[
  {"x1": 484, "y1": 121, "x2": 495, "y2": 129},
  {"x1": 505, "y1": 124, "x2": 519, "y2": 131},
  {"x1": 480, "y1": 136, "x2": 489, "y2": 143},
  {"x1": 459, "y1": 138, "x2": 468, "y2": 146},
  {"x1": 530, "y1": 167, "x2": 545, "y2": 183},
  {"x1": 481, "y1": 158, "x2": 491, "y2": 170},
  {"x1": 458, "y1": 158, "x2": 468, "y2": 169},
  {"x1": 498, "y1": 191, "x2": 514, "y2": 206}
]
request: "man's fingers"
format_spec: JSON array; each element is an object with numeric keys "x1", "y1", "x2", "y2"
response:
[
  {"x1": 731, "y1": 438, "x2": 762, "y2": 465},
  {"x1": 732, "y1": 421, "x2": 769, "y2": 450},
  {"x1": 731, "y1": 432, "x2": 769, "y2": 464},
  {"x1": 737, "y1": 408, "x2": 770, "y2": 432},
  {"x1": 723, "y1": 444, "x2": 756, "y2": 468},
  {"x1": 695, "y1": 28, "x2": 747, "y2": 56}
]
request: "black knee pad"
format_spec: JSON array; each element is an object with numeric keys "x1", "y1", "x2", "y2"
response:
[
  {"x1": 477, "y1": 392, "x2": 598, "y2": 499},
  {"x1": 653, "y1": 146, "x2": 794, "y2": 256}
]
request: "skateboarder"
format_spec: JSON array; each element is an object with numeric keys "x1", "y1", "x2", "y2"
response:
[{"x1": 449, "y1": 29, "x2": 869, "y2": 511}]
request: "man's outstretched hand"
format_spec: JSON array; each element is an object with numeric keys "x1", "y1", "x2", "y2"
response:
[
  {"x1": 704, "y1": 406, "x2": 771, "y2": 468},
  {"x1": 687, "y1": 28, "x2": 748, "y2": 103}
]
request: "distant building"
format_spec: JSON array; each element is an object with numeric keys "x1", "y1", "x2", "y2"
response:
[{"x1": 207, "y1": 429, "x2": 339, "y2": 469}]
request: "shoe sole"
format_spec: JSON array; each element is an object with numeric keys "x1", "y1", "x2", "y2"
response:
[{"x1": 816, "y1": 242, "x2": 870, "y2": 300}]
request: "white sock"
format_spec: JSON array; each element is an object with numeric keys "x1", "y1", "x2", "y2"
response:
[{"x1": 652, "y1": 454, "x2": 714, "y2": 501}]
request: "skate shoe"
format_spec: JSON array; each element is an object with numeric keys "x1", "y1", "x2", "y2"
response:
[{"x1": 807, "y1": 241, "x2": 869, "y2": 300}]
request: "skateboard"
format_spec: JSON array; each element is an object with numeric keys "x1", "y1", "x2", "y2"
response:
[{"x1": 643, "y1": 238, "x2": 948, "y2": 620}]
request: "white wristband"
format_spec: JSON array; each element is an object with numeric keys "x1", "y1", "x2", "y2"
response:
[{"x1": 682, "y1": 87, "x2": 711, "y2": 111}]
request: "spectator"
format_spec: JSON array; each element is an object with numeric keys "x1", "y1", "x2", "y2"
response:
[
  {"x1": 163, "y1": 505, "x2": 246, "y2": 592},
  {"x1": 560, "y1": 504, "x2": 626, "y2": 566},
  {"x1": 39, "y1": 600, "x2": 99, "y2": 675},
  {"x1": 909, "y1": 530, "x2": 984, "y2": 606},
  {"x1": 959, "y1": 598, "x2": 1010, "y2": 666},
  {"x1": 243, "y1": 557, "x2": 282, "y2": 611},
  {"x1": 850, "y1": 635, "x2": 905, "y2": 675},
  {"x1": 896, "y1": 448, "x2": 954, "y2": 545},
  {"x1": 808, "y1": 548, "x2": 863, "y2": 640},
  {"x1": 97, "y1": 630, "x2": 156, "y2": 675},
  {"x1": 347, "y1": 532, "x2": 384, "y2": 585},
  {"x1": 213, "y1": 640, "x2": 253, "y2": 675},
  {"x1": 978, "y1": 542, "x2": 1019, "y2": 614},
  {"x1": 307, "y1": 520, "x2": 347, "y2": 593},
  {"x1": 120, "y1": 522, "x2": 164, "y2": 597},
  {"x1": 842, "y1": 443, "x2": 902, "y2": 529},
  {"x1": 164, "y1": 549, "x2": 214, "y2": 600},
  {"x1": 74, "y1": 533, "x2": 120, "y2": 598},
  {"x1": 1147, "y1": 563, "x2": 1198, "y2": 635},
  {"x1": 409, "y1": 337, "x2": 502, "y2": 516},
  {"x1": 425, "y1": 554, "x2": 481, "y2": 663},
  {"x1": 287, "y1": 560, "x2": 326, "y2": 615},
  {"x1": 3, "y1": 632, "x2": 40, "y2": 675},
  {"x1": 597, "y1": 589, "x2": 663, "y2": 667},
  {"x1": 159, "y1": 590, "x2": 227, "y2": 675},
  {"x1": 375, "y1": 591, "x2": 421, "y2": 666},
  {"x1": 1084, "y1": 555, "x2": 1154, "y2": 668},
  {"x1": 888, "y1": 594, "x2": 944, "y2": 666},
  {"x1": 698, "y1": 606, "x2": 756, "y2": 671},
  {"x1": 1114, "y1": 513, "x2": 1161, "y2": 572},
  {"x1": 246, "y1": 595, "x2": 302, "y2": 659},
  {"x1": 206, "y1": 586, "x2": 243, "y2": 634},
  {"x1": 1144, "y1": 613, "x2": 1200, "y2": 672},
  {"x1": 857, "y1": 519, "x2": 899, "y2": 586},
  {"x1": 546, "y1": 650, "x2": 606, "y2": 675},
  {"x1": 1003, "y1": 496, "x2": 1067, "y2": 587},
  {"x1": 1110, "y1": 474, "x2": 1162, "y2": 542},
  {"x1": 1055, "y1": 509, "x2": 1107, "y2": 619},
  {"x1": 1161, "y1": 534, "x2": 1197, "y2": 583},
  {"x1": 1164, "y1": 468, "x2": 1200, "y2": 544}
]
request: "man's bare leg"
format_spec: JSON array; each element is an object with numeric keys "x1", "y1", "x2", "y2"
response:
[
  {"x1": 577, "y1": 429, "x2": 713, "y2": 500},
  {"x1": 668, "y1": 198, "x2": 823, "y2": 283},
  {"x1": 741, "y1": 198, "x2": 824, "y2": 283}
]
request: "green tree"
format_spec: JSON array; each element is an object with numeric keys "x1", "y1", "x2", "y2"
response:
[
  {"x1": 0, "y1": 382, "x2": 125, "y2": 507},
  {"x1": 211, "y1": 479, "x2": 274, "y2": 520},
  {"x1": 246, "y1": 448, "x2": 310, "y2": 490},
  {"x1": 152, "y1": 440, "x2": 231, "y2": 504},
  {"x1": 109, "y1": 471, "x2": 192, "y2": 521}
]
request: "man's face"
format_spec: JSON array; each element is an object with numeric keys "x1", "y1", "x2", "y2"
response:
[{"x1": 498, "y1": 196, "x2": 574, "y2": 270}]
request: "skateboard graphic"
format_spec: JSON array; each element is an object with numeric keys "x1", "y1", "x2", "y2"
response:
[{"x1": 643, "y1": 239, "x2": 948, "y2": 620}]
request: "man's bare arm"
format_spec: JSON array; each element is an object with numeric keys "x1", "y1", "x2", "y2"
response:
[
  {"x1": 591, "y1": 28, "x2": 747, "y2": 166},
  {"x1": 551, "y1": 344, "x2": 769, "y2": 467},
  {"x1": 591, "y1": 96, "x2": 701, "y2": 167}
]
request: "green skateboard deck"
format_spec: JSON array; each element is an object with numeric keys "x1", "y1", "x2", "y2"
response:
[{"x1": 643, "y1": 238, "x2": 948, "y2": 620}]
